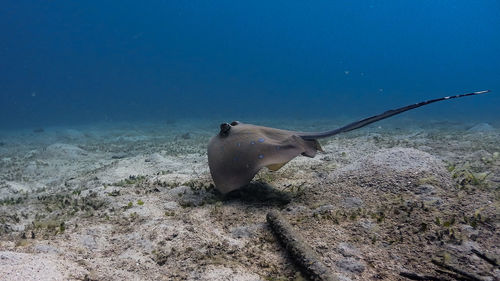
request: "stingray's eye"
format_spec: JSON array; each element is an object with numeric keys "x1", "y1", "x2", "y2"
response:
[
  {"x1": 230, "y1": 121, "x2": 240, "y2": 126},
  {"x1": 219, "y1": 123, "x2": 231, "y2": 137}
]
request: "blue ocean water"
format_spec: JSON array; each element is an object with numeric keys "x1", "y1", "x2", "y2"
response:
[{"x1": 1, "y1": 1, "x2": 499, "y2": 130}]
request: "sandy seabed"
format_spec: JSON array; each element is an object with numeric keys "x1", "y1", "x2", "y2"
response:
[{"x1": 0, "y1": 118, "x2": 498, "y2": 281}]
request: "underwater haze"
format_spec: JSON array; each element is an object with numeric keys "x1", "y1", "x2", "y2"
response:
[
  {"x1": 2, "y1": 2, "x2": 500, "y2": 280},
  {"x1": 1, "y1": 0, "x2": 499, "y2": 129}
]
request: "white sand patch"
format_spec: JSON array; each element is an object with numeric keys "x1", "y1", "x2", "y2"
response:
[
  {"x1": 369, "y1": 147, "x2": 445, "y2": 173},
  {"x1": 98, "y1": 153, "x2": 208, "y2": 184},
  {"x1": 467, "y1": 123, "x2": 495, "y2": 133},
  {"x1": 0, "y1": 251, "x2": 85, "y2": 281},
  {"x1": 3, "y1": 181, "x2": 31, "y2": 194},
  {"x1": 193, "y1": 265, "x2": 262, "y2": 281},
  {"x1": 44, "y1": 143, "x2": 88, "y2": 159},
  {"x1": 340, "y1": 147, "x2": 446, "y2": 174}
]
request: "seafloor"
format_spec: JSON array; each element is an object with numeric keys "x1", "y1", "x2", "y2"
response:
[{"x1": 0, "y1": 118, "x2": 498, "y2": 281}]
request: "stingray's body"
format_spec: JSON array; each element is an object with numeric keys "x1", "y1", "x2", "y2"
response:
[
  {"x1": 208, "y1": 123, "x2": 322, "y2": 193},
  {"x1": 208, "y1": 90, "x2": 490, "y2": 194}
]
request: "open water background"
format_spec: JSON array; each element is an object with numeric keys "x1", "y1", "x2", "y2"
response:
[{"x1": 1, "y1": 1, "x2": 499, "y2": 130}]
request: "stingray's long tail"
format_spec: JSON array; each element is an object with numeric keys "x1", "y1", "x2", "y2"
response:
[{"x1": 299, "y1": 90, "x2": 491, "y2": 140}]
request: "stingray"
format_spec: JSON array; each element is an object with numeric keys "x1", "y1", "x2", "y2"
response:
[{"x1": 208, "y1": 90, "x2": 490, "y2": 194}]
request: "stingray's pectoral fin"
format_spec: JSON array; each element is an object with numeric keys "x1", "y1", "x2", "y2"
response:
[
  {"x1": 311, "y1": 139, "x2": 323, "y2": 152},
  {"x1": 300, "y1": 139, "x2": 323, "y2": 158},
  {"x1": 266, "y1": 162, "x2": 288, "y2": 171}
]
